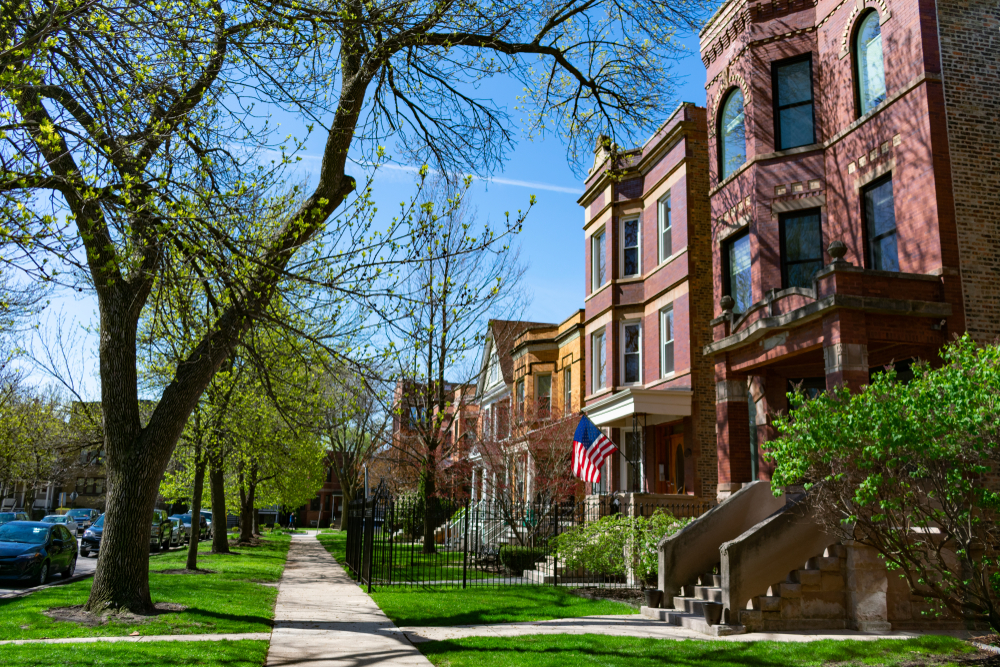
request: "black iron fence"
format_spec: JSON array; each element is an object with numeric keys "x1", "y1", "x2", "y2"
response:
[{"x1": 344, "y1": 482, "x2": 712, "y2": 591}]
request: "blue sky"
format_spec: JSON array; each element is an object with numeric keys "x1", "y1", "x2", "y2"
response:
[{"x1": 33, "y1": 34, "x2": 708, "y2": 396}]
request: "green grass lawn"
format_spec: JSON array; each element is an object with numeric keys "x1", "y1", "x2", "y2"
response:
[
  {"x1": 317, "y1": 530, "x2": 347, "y2": 564},
  {"x1": 418, "y1": 634, "x2": 974, "y2": 667},
  {"x1": 0, "y1": 639, "x2": 269, "y2": 666},
  {"x1": 0, "y1": 535, "x2": 289, "y2": 640},
  {"x1": 371, "y1": 586, "x2": 637, "y2": 627}
]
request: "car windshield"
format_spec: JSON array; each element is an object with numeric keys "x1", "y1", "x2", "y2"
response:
[
  {"x1": 41, "y1": 516, "x2": 66, "y2": 523},
  {"x1": 0, "y1": 524, "x2": 49, "y2": 544},
  {"x1": 67, "y1": 510, "x2": 90, "y2": 517},
  {"x1": 92, "y1": 516, "x2": 104, "y2": 528}
]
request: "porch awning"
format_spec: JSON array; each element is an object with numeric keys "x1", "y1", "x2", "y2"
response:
[{"x1": 583, "y1": 387, "x2": 692, "y2": 429}]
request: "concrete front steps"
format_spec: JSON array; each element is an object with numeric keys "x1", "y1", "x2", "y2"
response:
[
  {"x1": 640, "y1": 572, "x2": 746, "y2": 636},
  {"x1": 522, "y1": 556, "x2": 622, "y2": 584},
  {"x1": 738, "y1": 545, "x2": 851, "y2": 633}
]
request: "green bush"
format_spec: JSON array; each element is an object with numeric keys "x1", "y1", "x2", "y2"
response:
[
  {"x1": 550, "y1": 511, "x2": 689, "y2": 583},
  {"x1": 499, "y1": 546, "x2": 547, "y2": 573}
]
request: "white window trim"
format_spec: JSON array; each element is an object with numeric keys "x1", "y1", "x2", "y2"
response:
[
  {"x1": 620, "y1": 319, "x2": 643, "y2": 386},
  {"x1": 592, "y1": 228, "x2": 607, "y2": 291},
  {"x1": 660, "y1": 306, "x2": 675, "y2": 379},
  {"x1": 658, "y1": 195, "x2": 672, "y2": 264},
  {"x1": 592, "y1": 330, "x2": 606, "y2": 394},
  {"x1": 620, "y1": 216, "x2": 641, "y2": 278},
  {"x1": 563, "y1": 367, "x2": 572, "y2": 415}
]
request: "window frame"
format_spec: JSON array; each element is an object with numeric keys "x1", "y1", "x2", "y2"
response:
[
  {"x1": 620, "y1": 216, "x2": 641, "y2": 278},
  {"x1": 853, "y1": 9, "x2": 888, "y2": 118},
  {"x1": 591, "y1": 228, "x2": 607, "y2": 291},
  {"x1": 771, "y1": 53, "x2": 816, "y2": 151},
  {"x1": 723, "y1": 229, "x2": 753, "y2": 314},
  {"x1": 536, "y1": 373, "x2": 552, "y2": 419},
  {"x1": 657, "y1": 194, "x2": 672, "y2": 263},
  {"x1": 563, "y1": 367, "x2": 572, "y2": 415},
  {"x1": 778, "y1": 208, "x2": 824, "y2": 289},
  {"x1": 591, "y1": 330, "x2": 606, "y2": 394},
  {"x1": 621, "y1": 320, "x2": 643, "y2": 386},
  {"x1": 862, "y1": 174, "x2": 899, "y2": 272},
  {"x1": 660, "y1": 306, "x2": 675, "y2": 378},
  {"x1": 516, "y1": 379, "x2": 525, "y2": 418},
  {"x1": 717, "y1": 87, "x2": 747, "y2": 182}
]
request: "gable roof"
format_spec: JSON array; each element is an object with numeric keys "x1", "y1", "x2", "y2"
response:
[{"x1": 488, "y1": 319, "x2": 554, "y2": 384}]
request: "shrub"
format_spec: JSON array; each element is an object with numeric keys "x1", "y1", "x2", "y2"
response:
[
  {"x1": 499, "y1": 546, "x2": 548, "y2": 573},
  {"x1": 769, "y1": 335, "x2": 1000, "y2": 633},
  {"x1": 550, "y1": 511, "x2": 689, "y2": 583}
]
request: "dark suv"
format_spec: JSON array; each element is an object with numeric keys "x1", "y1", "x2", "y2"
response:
[
  {"x1": 80, "y1": 514, "x2": 104, "y2": 557},
  {"x1": 150, "y1": 509, "x2": 172, "y2": 552}
]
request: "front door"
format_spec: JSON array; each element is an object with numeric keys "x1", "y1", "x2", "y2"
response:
[{"x1": 655, "y1": 430, "x2": 686, "y2": 494}]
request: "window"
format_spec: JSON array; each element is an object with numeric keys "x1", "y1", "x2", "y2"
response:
[
  {"x1": 780, "y1": 209, "x2": 823, "y2": 288},
  {"x1": 773, "y1": 55, "x2": 815, "y2": 150},
  {"x1": 719, "y1": 89, "x2": 747, "y2": 181},
  {"x1": 621, "y1": 217, "x2": 640, "y2": 277},
  {"x1": 592, "y1": 229, "x2": 607, "y2": 290},
  {"x1": 724, "y1": 231, "x2": 753, "y2": 313},
  {"x1": 496, "y1": 405, "x2": 509, "y2": 439},
  {"x1": 563, "y1": 368, "x2": 572, "y2": 415},
  {"x1": 623, "y1": 431, "x2": 643, "y2": 492},
  {"x1": 855, "y1": 11, "x2": 887, "y2": 115},
  {"x1": 536, "y1": 374, "x2": 551, "y2": 418},
  {"x1": 95, "y1": 478, "x2": 104, "y2": 495},
  {"x1": 310, "y1": 496, "x2": 320, "y2": 511},
  {"x1": 592, "y1": 330, "x2": 606, "y2": 393},
  {"x1": 516, "y1": 379, "x2": 525, "y2": 417},
  {"x1": 76, "y1": 477, "x2": 85, "y2": 494},
  {"x1": 488, "y1": 349, "x2": 500, "y2": 385},
  {"x1": 622, "y1": 321, "x2": 642, "y2": 385},
  {"x1": 660, "y1": 307, "x2": 675, "y2": 377},
  {"x1": 864, "y1": 176, "x2": 899, "y2": 271},
  {"x1": 658, "y1": 195, "x2": 672, "y2": 263}
]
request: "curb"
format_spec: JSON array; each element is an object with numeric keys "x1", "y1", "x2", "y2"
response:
[{"x1": 0, "y1": 572, "x2": 95, "y2": 599}]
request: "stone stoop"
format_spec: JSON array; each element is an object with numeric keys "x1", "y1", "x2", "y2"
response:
[
  {"x1": 642, "y1": 572, "x2": 746, "y2": 636},
  {"x1": 738, "y1": 544, "x2": 850, "y2": 632},
  {"x1": 522, "y1": 556, "x2": 611, "y2": 584}
]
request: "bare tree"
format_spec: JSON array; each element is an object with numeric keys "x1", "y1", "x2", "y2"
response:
[{"x1": 3, "y1": 0, "x2": 714, "y2": 611}]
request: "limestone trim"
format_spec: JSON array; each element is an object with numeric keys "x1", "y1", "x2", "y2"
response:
[
  {"x1": 823, "y1": 343, "x2": 869, "y2": 375},
  {"x1": 716, "y1": 380, "x2": 748, "y2": 404},
  {"x1": 705, "y1": 295, "x2": 953, "y2": 356},
  {"x1": 771, "y1": 194, "x2": 826, "y2": 216}
]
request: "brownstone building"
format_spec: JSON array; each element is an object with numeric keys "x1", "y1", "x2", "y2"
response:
[
  {"x1": 702, "y1": 0, "x2": 1000, "y2": 496},
  {"x1": 579, "y1": 103, "x2": 717, "y2": 504}
]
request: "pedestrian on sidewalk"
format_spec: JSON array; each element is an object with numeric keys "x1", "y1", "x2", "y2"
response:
[{"x1": 288, "y1": 513, "x2": 296, "y2": 530}]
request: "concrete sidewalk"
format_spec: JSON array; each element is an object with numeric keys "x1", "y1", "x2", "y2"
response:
[
  {"x1": 396, "y1": 614, "x2": 923, "y2": 645},
  {"x1": 265, "y1": 534, "x2": 432, "y2": 666}
]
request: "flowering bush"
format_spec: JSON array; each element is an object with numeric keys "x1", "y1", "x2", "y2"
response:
[{"x1": 550, "y1": 510, "x2": 689, "y2": 583}]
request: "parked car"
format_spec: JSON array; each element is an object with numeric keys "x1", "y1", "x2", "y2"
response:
[
  {"x1": 0, "y1": 521, "x2": 78, "y2": 585},
  {"x1": 41, "y1": 514, "x2": 78, "y2": 534},
  {"x1": 0, "y1": 512, "x2": 29, "y2": 526},
  {"x1": 150, "y1": 509, "x2": 172, "y2": 552},
  {"x1": 65, "y1": 508, "x2": 100, "y2": 532},
  {"x1": 80, "y1": 514, "x2": 104, "y2": 557},
  {"x1": 198, "y1": 510, "x2": 214, "y2": 540},
  {"x1": 168, "y1": 517, "x2": 186, "y2": 546}
]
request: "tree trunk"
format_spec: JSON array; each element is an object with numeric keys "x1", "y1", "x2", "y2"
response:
[
  {"x1": 420, "y1": 457, "x2": 437, "y2": 554},
  {"x1": 186, "y1": 447, "x2": 205, "y2": 570},
  {"x1": 238, "y1": 474, "x2": 256, "y2": 545},
  {"x1": 252, "y1": 507, "x2": 260, "y2": 536},
  {"x1": 209, "y1": 459, "x2": 230, "y2": 554},
  {"x1": 339, "y1": 487, "x2": 354, "y2": 531},
  {"x1": 85, "y1": 453, "x2": 161, "y2": 612}
]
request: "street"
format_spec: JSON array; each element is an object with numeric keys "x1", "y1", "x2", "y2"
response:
[{"x1": 0, "y1": 535, "x2": 189, "y2": 596}]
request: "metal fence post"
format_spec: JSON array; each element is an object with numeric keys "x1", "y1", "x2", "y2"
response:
[
  {"x1": 551, "y1": 500, "x2": 559, "y2": 588},
  {"x1": 362, "y1": 493, "x2": 376, "y2": 593},
  {"x1": 462, "y1": 498, "x2": 470, "y2": 589}
]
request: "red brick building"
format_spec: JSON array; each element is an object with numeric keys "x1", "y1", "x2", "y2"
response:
[
  {"x1": 702, "y1": 0, "x2": 1000, "y2": 497},
  {"x1": 579, "y1": 103, "x2": 718, "y2": 503}
]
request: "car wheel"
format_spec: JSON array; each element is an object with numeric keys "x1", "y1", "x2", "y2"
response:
[
  {"x1": 33, "y1": 561, "x2": 49, "y2": 586},
  {"x1": 80, "y1": 549, "x2": 90, "y2": 558},
  {"x1": 62, "y1": 558, "x2": 76, "y2": 579},
  {"x1": 151, "y1": 540, "x2": 160, "y2": 552}
]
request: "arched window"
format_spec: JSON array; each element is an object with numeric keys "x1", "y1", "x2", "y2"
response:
[
  {"x1": 719, "y1": 88, "x2": 747, "y2": 181},
  {"x1": 855, "y1": 11, "x2": 887, "y2": 115}
]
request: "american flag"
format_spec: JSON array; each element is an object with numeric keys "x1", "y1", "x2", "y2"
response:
[{"x1": 572, "y1": 415, "x2": 618, "y2": 483}]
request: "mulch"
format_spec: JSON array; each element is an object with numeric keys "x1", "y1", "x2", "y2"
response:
[
  {"x1": 44, "y1": 602, "x2": 188, "y2": 627},
  {"x1": 570, "y1": 587, "x2": 645, "y2": 609},
  {"x1": 157, "y1": 568, "x2": 216, "y2": 575}
]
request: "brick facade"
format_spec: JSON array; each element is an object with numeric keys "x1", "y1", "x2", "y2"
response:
[
  {"x1": 701, "y1": 0, "x2": 996, "y2": 497},
  {"x1": 579, "y1": 104, "x2": 717, "y2": 501}
]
